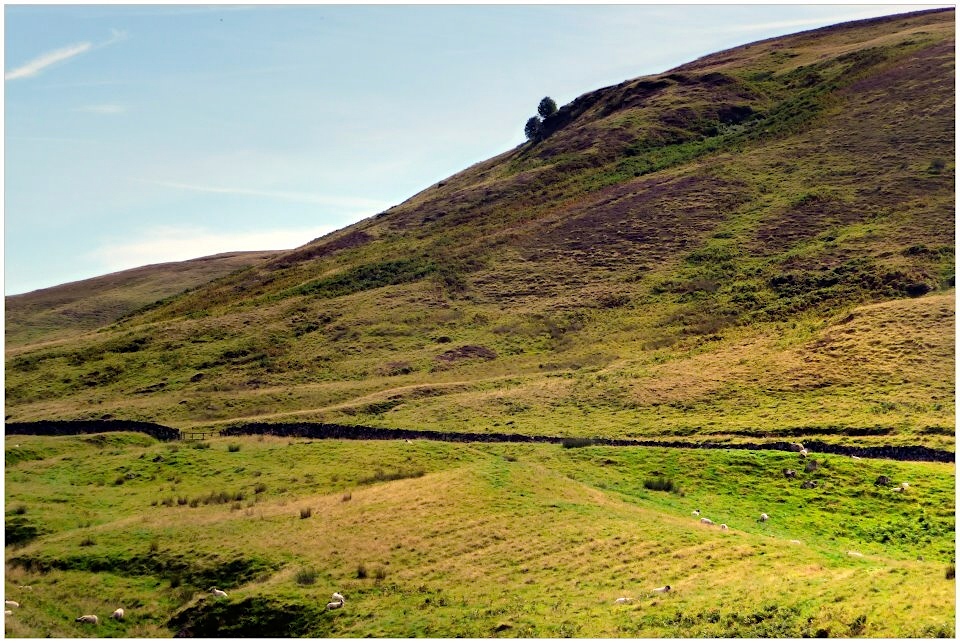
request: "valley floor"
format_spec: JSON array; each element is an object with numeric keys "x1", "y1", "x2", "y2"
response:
[{"x1": 4, "y1": 433, "x2": 955, "y2": 637}]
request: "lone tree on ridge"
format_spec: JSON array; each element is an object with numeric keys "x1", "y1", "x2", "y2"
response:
[
  {"x1": 538, "y1": 96, "x2": 558, "y2": 118},
  {"x1": 524, "y1": 116, "x2": 542, "y2": 141}
]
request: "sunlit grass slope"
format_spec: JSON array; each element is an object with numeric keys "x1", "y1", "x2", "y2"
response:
[
  {"x1": 5, "y1": 251, "x2": 280, "y2": 348},
  {"x1": 4, "y1": 9, "x2": 955, "y2": 449},
  {"x1": 4, "y1": 433, "x2": 955, "y2": 637}
]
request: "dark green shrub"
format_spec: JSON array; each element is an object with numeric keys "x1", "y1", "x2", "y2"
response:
[
  {"x1": 561, "y1": 438, "x2": 593, "y2": 449},
  {"x1": 299, "y1": 507, "x2": 312, "y2": 519},
  {"x1": 228, "y1": 444, "x2": 241, "y2": 453},
  {"x1": 254, "y1": 483, "x2": 267, "y2": 494},
  {"x1": 5, "y1": 516, "x2": 40, "y2": 547},
  {"x1": 356, "y1": 563, "x2": 368, "y2": 579}
]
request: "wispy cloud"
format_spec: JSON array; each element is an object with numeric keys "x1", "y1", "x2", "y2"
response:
[
  {"x1": 5, "y1": 29, "x2": 128, "y2": 81},
  {"x1": 86, "y1": 224, "x2": 337, "y2": 274},
  {"x1": 77, "y1": 104, "x2": 127, "y2": 115},
  {"x1": 5, "y1": 42, "x2": 93, "y2": 81},
  {"x1": 7, "y1": 135, "x2": 103, "y2": 144},
  {"x1": 138, "y1": 179, "x2": 392, "y2": 210}
]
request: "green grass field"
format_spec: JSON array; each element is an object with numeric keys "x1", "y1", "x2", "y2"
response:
[{"x1": 4, "y1": 432, "x2": 954, "y2": 637}]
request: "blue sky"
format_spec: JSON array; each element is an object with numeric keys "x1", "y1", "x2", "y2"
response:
[{"x1": 3, "y1": 3, "x2": 946, "y2": 295}]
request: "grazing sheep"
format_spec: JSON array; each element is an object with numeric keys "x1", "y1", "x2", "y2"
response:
[
  {"x1": 76, "y1": 615, "x2": 99, "y2": 624},
  {"x1": 614, "y1": 597, "x2": 633, "y2": 604},
  {"x1": 652, "y1": 585, "x2": 671, "y2": 594},
  {"x1": 4, "y1": 601, "x2": 19, "y2": 608},
  {"x1": 4, "y1": 610, "x2": 11, "y2": 616},
  {"x1": 209, "y1": 587, "x2": 228, "y2": 599},
  {"x1": 759, "y1": 513, "x2": 769, "y2": 522},
  {"x1": 783, "y1": 468, "x2": 797, "y2": 479},
  {"x1": 799, "y1": 448, "x2": 809, "y2": 458},
  {"x1": 327, "y1": 592, "x2": 345, "y2": 610},
  {"x1": 720, "y1": 523, "x2": 728, "y2": 530},
  {"x1": 700, "y1": 517, "x2": 714, "y2": 525},
  {"x1": 111, "y1": 608, "x2": 124, "y2": 620},
  {"x1": 791, "y1": 442, "x2": 804, "y2": 453},
  {"x1": 692, "y1": 509, "x2": 701, "y2": 516},
  {"x1": 900, "y1": 482, "x2": 910, "y2": 490}
]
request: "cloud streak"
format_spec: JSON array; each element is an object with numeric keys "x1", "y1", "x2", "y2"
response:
[
  {"x1": 86, "y1": 224, "x2": 338, "y2": 274},
  {"x1": 5, "y1": 42, "x2": 93, "y2": 80},
  {"x1": 77, "y1": 104, "x2": 127, "y2": 114},
  {"x1": 138, "y1": 178, "x2": 392, "y2": 210},
  {"x1": 5, "y1": 29, "x2": 128, "y2": 81}
]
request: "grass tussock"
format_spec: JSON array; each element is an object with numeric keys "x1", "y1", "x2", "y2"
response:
[
  {"x1": 359, "y1": 468, "x2": 425, "y2": 485},
  {"x1": 644, "y1": 476, "x2": 683, "y2": 494},
  {"x1": 295, "y1": 567, "x2": 317, "y2": 585}
]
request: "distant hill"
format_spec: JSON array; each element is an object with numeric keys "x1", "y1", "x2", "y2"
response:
[
  {"x1": 5, "y1": 9, "x2": 954, "y2": 450},
  {"x1": 5, "y1": 251, "x2": 280, "y2": 348}
]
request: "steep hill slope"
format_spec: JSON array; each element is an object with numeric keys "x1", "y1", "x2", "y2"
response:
[
  {"x1": 5, "y1": 251, "x2": 280, "y2": 348},
  {"x1": 4, "y1": 9, "x2": 954, "y2": 449}
]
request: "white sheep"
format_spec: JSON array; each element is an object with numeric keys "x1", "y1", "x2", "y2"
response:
[
  {"x1": 327, "y1": 592, "x2": 345, "y2": 610},
  {"x1": 4, "y1": 600, "x2": 19, "y2": 608},
  {"x1": 4, "y1": 610, "x2": 11, "y2": 616},
  {"x1": 789, "y1": 539, "x2": 802, "y2": 545},
  {"x1": 692, "y1": 509, "x2": 701, "y2": 516},
  {"x1": 799, "y1": 448, "x2": 809, "y2": 458},
  {"x1": 847, "y1": 551, "x2": 864, "y2": 557},
  {"x1": 111, "y1": 608, "x2": 124, "y2": 620},
  {"x1": 791, "y1": 442, "x2": 804, "y2": 452},
  {"x1": 759, "y1": 513, "x2": 769, "y2": 522},
  {"x1": 720, "y1": 524, "x2": 728, "y2": 530},
  {"x1": 613, "y1": 597, "x2": 633, "y2": 604},
  {"x1": 652, "y1": 585, "x2": 671, "y2": 594},
  {"x1": 209, "y1": 587, "x2": 228, "y2": 599},
  {"x1": 700, "y1": 517, "x2": 714, "y2": 525},
  {"x1": 76, "y1": 615, "x2": 99, "y2": 624},
  {"x1": 900, "y1": 482, "x2": 910, "y2": 490}
]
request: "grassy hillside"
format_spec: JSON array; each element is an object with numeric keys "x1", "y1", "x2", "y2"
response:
[
  {"x1": 5, "y1": 251, "x2": 280, "y2": 348},
  {"x1": 4, "y1": 9, "x2": 954, "y2": 449},
  {"x1": 4, "y1": 432, "x2": 955, "y2": 637}
]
